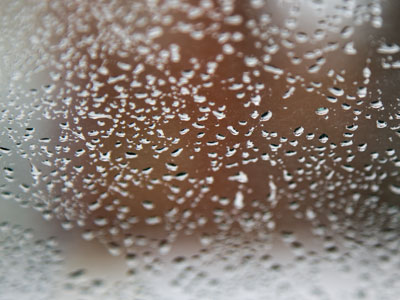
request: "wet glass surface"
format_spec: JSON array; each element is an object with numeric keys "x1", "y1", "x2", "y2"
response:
[{"x1": 1, "y1": 0, "x2": 400, "y2": 299}]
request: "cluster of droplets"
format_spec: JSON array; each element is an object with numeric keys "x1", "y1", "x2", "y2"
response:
[
  {"x1": 55, "y1": 220, "x2": 400, "y2": 300},
  {"x1": 0, "y1": 223, "x2": 63, "y2": 300},
  {"x1": 1, "y1": 0, "x2": 400, "y2": 298}
]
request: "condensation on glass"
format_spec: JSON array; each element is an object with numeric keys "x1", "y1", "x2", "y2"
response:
[{"x1": 0, "y1": 0, "x2": 399, "y2": 299}]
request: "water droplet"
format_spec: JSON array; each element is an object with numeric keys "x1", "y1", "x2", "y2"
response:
[{"x1": 315, "y1": 107, "x2": 329, "y2": 116}]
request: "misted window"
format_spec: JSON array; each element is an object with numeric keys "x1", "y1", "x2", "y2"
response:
[{"x1": 1, "y1": 0, "x2": 399, "y2": 299}]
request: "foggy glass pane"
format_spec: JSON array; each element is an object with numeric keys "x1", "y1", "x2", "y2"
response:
[{"x1": 1, "y1": 0, "x2": 399, "y2": 299}]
